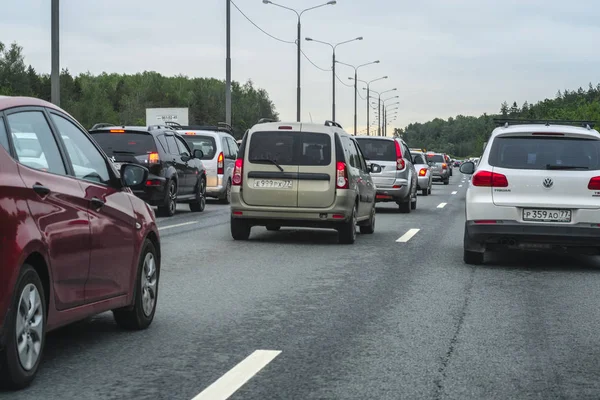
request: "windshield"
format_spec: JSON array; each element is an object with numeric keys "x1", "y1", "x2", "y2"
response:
[
  {"x1": 181, "y1": 135, "x2": 217, "y2": 160},
  {"x1": 355, "y1": 138, "x2": 396, "y2": 161},
  {"x1": 248, "y1": 131, "x2": 331, "y2": 166},
  {"x1": 90, "y1": 132, "x2": 157, "y2": 156},
  {"x1": 426, "y1": 154, "x2": 445, "y2": 163}
]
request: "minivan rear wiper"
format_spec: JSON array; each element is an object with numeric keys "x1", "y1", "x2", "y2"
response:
[
  {"x1": 546, "y1": 164, "x2": 589, "y2": 170},
  {"x1": 111, "y1": 150, "x2": 136, "y2": 155},
  {"x1": 252, "y1": 158, "x2": 284, "y2": 172}
]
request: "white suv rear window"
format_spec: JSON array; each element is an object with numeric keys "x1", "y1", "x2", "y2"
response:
[{"x1": 488, "y1": 136, "x2": 600, "y2": 170}]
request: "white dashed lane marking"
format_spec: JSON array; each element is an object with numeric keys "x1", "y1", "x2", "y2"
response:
[
  {"x1": 451, "y1": 191, "x2": 458, "y2": 195},
  {"x1": 396, "y1": 228, "x2": 420, "y2": 243},
  {"x1": 158, "y1": 221, "x2": 198, "y2": 231},
  {"x1": 437, "y1": 203, "x2": 447, "y2": 209}
]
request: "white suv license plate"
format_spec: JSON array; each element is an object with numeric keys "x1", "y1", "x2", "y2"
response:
[
  {"x1": 523, "y1": 208, "x2": 571, "y2": 223},
  {"x1": 253, "y1": 179, "x2": 293, "y2": 189}
]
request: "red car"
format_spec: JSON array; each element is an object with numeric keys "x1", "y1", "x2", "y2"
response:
[{"x1": 0, "y1": 96, "x2": 161, "y2": 389}]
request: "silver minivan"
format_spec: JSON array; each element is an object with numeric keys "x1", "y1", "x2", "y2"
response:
[
  {"x1": 178, "y1": 128, "x2": 238, "y2": 203},
  {"x1": 355, "y1": 136, "x2": 418, "y2": 213}
]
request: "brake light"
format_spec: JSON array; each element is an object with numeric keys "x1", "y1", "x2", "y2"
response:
[
  {"x1": 588, "y1": 176, "x2": 600, "y2": 190},
  {"x1": 419, "y1": 168, "x2": 427, "y2": 176},
  {"x1": 394, "y1": 140, "x2": 405, "y2": 170},
  {"x1": 185, "y1": 131, "x2": 196, "y2": 135},
  {"x1": 145, "y1": 179, "x2": 162, "y2": 186},
  {"x1": 217, "y1": 152, "x2": 224, "y2": 175},
  {"x1": 279, "y1": 126, "x2": 293, "y2": 130},
  {"x1": 232, "y1": 158, "x2": 243, "y2": 186},
  {"x1": 336, "y1": 161, "x2": 349, "y2": 189},
  {"x1": 110, "y1": 129, "x2": 125, "y2": 133},
  {"x1": 148, "y1": 152, "x2": 160, "y2": 164},
  {"x1": 532, "y1": 132, "x2": 564, "y2": 136},
  {"x1": 474, "y1": 220, "x2": 497, "y2": 224},
  {"x1": 442, "y1": 163, "x2": 447, "y2": 169},
  {"x1": 472, "y1": 170, "x2": 508, "y2": 187}
]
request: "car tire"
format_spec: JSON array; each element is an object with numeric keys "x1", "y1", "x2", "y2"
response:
[
  {"x1": 398, "y1": 200, "x2": 411, "y2": 214},
  {"x1": 428, "y1": 186, "x2": 432, "y2": 195},
  {"x1": 0, "y1": 264, "x2": 46, "y2": 390},
  {"x1": 338, "y1": 204, "x2": 357, "y2": 244},
  {"x1": 113, "y1": 239, "x2": 159, "y2": 330},
  {"x1": 157, "y1": 180, "x2": 177, "y2": 217},
  {"x1": 220, "y1": 180, "x2": 232, "y2": 205},
  {"x1": 421, "y1": 188, "x2": 428, "y2": 196},
  {"x1": 411, "y1": 192, "x2": 417, "y2": 210},
  {"x1": 231, "y1": 217, "x2": 251, "y2": 240},
  {"x1": 189, "y1": 177, "x2": 206, "y2": 212},
  {"x1": 443, "y1": 179, "x2": 449, "y2": 185},
  {"x1": 360, "y1": 206, "x2": 375, "y2": 234},
  {"x1": 464, "y1": 249, "x2": 484, "y2": 265},
  {"x1": 266, "y1": 225, "x2": 281, "y2": 231}
]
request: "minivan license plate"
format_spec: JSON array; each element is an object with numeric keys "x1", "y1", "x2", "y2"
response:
[
  {"x1": 523, "y1": 208, "x2": 571, "y2": 223},
  {"x1": 253, "y1": 179, "x2": 293, "y2": 189}
]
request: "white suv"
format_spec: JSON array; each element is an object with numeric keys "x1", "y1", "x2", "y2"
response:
[{"x1": 460, "y1": 120, "x2": 600, "y2": 265}]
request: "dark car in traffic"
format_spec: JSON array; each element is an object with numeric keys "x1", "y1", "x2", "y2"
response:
[
  {"x1": 89, "y1": 126, "x2": 207, "y2": 217},
  {"x1": 0, "y1": 96, "x2": 161, "y2": 389}
]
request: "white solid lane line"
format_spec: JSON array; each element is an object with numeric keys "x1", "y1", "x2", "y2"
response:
[
  {"x1": 396, "y1": 228, "x2": 420, "y2": 243},
  {"x1": 192, "y1": 350, "x2": 282, "y2": 400},
  {"x1": 437, "y1": 203, "x2": 447, "y2": 208},
  {"x1": 459, "y1": 185, "x2": 463, "y2": 188},
  {"x1": 158, "y1": 221, "x2": 198, "y2": 231},
  {"x1": 451, "y1": 191, "x2": 458, "y2": 195}
]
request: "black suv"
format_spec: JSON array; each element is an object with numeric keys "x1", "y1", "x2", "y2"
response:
[{"x1": 89, "y1": 125, "x2": 207, "y2": 217}]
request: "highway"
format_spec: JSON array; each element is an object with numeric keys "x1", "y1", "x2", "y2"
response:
[{"x1": 9, "y1": 172, "x2": 600, "y2": 400}]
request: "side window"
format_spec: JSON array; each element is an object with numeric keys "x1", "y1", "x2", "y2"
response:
[
  {"x1": 402, "y1": 143, "x2": 412, "y2": 161},
  {"x1": 156, "y1": 134, "x2": 168, "y2": 153},
  {"x1": 175, "y1": 136, "x2": 190, "y2": 157},
  {"x1": 221, "y1": 137, "x2": 232, "y2": 158},
  {"x1": 50, "y1": 113, "x2": 111, "y2": 184},
  {"x1": 165, "y1": 135, "x2": 179, "y2": 156},
  {"x1": 342, "y1": 137, "x2": 359, "y2": 169},
  {"x1": 352, "y1": 140, "x2": 368, "y2": 171},
  {"x1": 7, "y1": 111, "x2": 67, "y2": 175},
  {"x1": 0, "y1": 117, "x2": 9, "y2": 152},
  {"x1": 414, "y1": 154, "x2": 425, "y2": 164},
  {"x1": 227, "y1": 137, "x2": 238, "y2": 159}
]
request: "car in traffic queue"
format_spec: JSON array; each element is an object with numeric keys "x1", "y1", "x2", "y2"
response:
[
  {"x1": 89, "y1": 125, "x2": 207, "y2": 217},
  {"x1": 0, "y1": 96, "x2": 161, "y2": 389},
  {"x1": 411, "y1": 151, "x2": 432, "y2": 196},
  {"x1": 460, "y1": 119, "x2": 600, "y2": 265},
  {"x1": 426, "y1": 152, "x2": 450, "y2": 185},
  {"x1": 355, "y1": 136, "x2": 418, "y2": 213},
  {"x1": 230, "y1": 120, "x2": 381, "y2": 244},
  {"x1": 172, "y1": 123, "x2": 239, "y2": 204}
]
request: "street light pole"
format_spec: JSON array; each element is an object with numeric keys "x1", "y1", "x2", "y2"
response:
[
  {"x1": 264, "y1": 1, "x2": 337, "y2": 122},
  {"x1": 337, "y1": 59, "x2": 379, "y2": 135},
  {"x1": 225, "y1": 0, "x2": 232, "y2": 125},
  {"x1": 51, "y1": 0, "x2": 60, "y2": 106}
]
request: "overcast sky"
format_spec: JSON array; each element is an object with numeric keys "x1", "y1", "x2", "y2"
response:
[{"x1": 2, "y1": 0, "x2": 600, "y2": 133}]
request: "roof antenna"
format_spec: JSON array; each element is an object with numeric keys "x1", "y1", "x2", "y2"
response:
[
  {"x1": 504, "y1": 122, "x2": 508, "y2": 128},
  {"x1": 309, "y1": 112, "x2": 313, "y2": 123}
]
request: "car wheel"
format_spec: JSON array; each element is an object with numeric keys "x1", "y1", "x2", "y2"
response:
[
  {"x1": 421, "y1": 188, "x2": 428, "y2": 196},
  {"x1": 220, "y1": 180, "x2": 232, "y2": 204},
  {"x1": 464, "y1": 249, "x2": 484, "y2": 265},
  {"x1": 338, "y1": 204, "x2": 357, "y2": 244},
  {"x1": 360, "y1": 206, "x2": 375, "y2": 234},
  {"x1": 157, "y1": 180, "x2": 177, "y2": 217},
  {"x1": 0, "y1": 265, "x2": 46, "y2": 390},
  {"x1": 231, "y1": 216, "x2": 251, "y2": 240},
  {"x1": 428, "y1": 186, "x2": 432, "y2": 195},
  {"x1": 443, "y1": 179, "x2": 449, "y2": 185},
  {"x1": 189, "y1": 177, "x2": 206, "y2": 212},
  {"x1": 113, "y1": 239, "x2": 159, "y2": 330},
  {"x1": 411, "y1": 192, "x2": 417, "y2": 210},
  {"x1": 266, "y1": 225, "x2": 281, "y2": 231},
  {"x1": 398, "y1": 200, "x2": 411, "y2": 214}
]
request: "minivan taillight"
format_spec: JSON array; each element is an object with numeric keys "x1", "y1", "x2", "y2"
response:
[
  {"x1": 395, "y1": 140, "x2": 405, "y2": 170},
  {"x1": 472, "y1": 170, "x2": 508, "y2": 187},
  {"x1": 336, "y1": 161, "x2": 349, "y2": 189},
  {"x1": 419, "y1": 168, "x2": 427, "y2": 176},
  {"x1": 217, "y1": 152, "x2": 224, "y2": 175},
  {"x1": 148, "y1": 152, "x2": 160, "y2": 164},
  {"x1": 588, "y1": 176, "x2": 600, "y2": 190},
  {"x1": 232, "y1": 158, "x2": 243, "y2": 186}
]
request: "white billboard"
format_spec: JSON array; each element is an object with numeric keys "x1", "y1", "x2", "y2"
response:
[{"x1": 146, "y1": 108, "x2": 189, "y2": 126}]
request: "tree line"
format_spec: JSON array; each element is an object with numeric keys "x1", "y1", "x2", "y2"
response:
[
  {"x1": 0, "y1": 41, "x2": 278, "y2": 138},
  {"x1": 396, "y1": 83, "x2": 600, "y2": 157}
]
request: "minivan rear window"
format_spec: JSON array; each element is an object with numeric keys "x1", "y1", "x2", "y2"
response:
[
  {"x1": 355, "y1": 138, "x2": 396, "y2": 161},
  {"x1": 249, "y1": 131, "x2": 331, "y2": 166},
  {"x1": 91, "y1": 132, "x2": 157, "y2": 156},
  {"x1": 489, "y1": 136, "x2": 600, "y2": 170},
  {"x1": 426, "y1": 154, "x2": 445, "y2": 163},
  {"x1": 181, "y1": 135, "x2": 217, "y2": 159}
]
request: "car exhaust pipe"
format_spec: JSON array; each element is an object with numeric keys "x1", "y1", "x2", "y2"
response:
[
  {"x1": 508, "y1": 239, "x2": 517, "y2": 246},
  {"x1": 499, "y1": 238, "x2": 508, "y2": 245}
]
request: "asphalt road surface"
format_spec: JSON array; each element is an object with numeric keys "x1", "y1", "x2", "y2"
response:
[{"x1": 6, "y1": 172, "x2": 600, "y2": 400}]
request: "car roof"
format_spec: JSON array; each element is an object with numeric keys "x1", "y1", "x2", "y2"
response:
[
  {"x1": 0, "y1": 96, "x2": 65, "y2": 112},
  {"x1": 249, "y1": 121, "x2": 349, "y2": 136},
  {"x1": 177, "y1": 129, "x2": 229, "y2": 138},
  {"x1": 354, "y1": 135, "x2": 397, "y2": 141},
  {"x1": 90, "y1": 126, "x2": 177, "y2": 135},
  {"x1": 491, "y1": 123, "x2": 600, "y2": 139}
]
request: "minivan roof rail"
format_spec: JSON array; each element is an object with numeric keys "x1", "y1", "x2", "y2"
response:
[
  {"x1": 257, "y1": 118, "x2": 277, "y2": 124},
  {"x1": 324, "y1": 120, "x2": 343, "y2": 129},
  {"x1": 90, "y1": 123, "x2": 115, "y2": 130},
  {"x1": 493, "y1": 118, "x2": 596, "y2": 129},
  {"x1": 170, "y1": 124, "x2": 232, "y2": 133},
  {"x1": 148, "y1": 125, "x2": 176, "y2": 131},
  {"x1": 164, "y1": 121, "x2": 182, "y2": 127}
]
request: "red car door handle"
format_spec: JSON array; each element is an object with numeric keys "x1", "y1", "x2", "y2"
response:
[
  {"x1": 90, "y1": 197, "x2": 105, "y2": 210},
  {"x1": 32, "y1": 184, "x2": 50, "y2": 197}
]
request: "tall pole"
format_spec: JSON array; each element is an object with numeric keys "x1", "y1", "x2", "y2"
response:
[
  {"x1": 353, "y1": 70, "x2": 357, "y2": 135},
  {"x1": 51, "y1": 0, "x2": 60, "y2": 106},
  {"x1": 296, "y1": 19, "x2": 301, "y2": 122},
  {"x1": 225, "y1": 0, "x2": 232, "y2": 126},
  {"x1": 366, "y1": 86, "x2": 370, "y2": 136},
  {"x1": 378, "y1": 95, "x2": 381, "y2": 136},
  {"x1": 384, "y1": 107, "x2": 387, "y2": 136},
  {"x1": 332, "y1": 50, "x2": 336, "y2": 121}
]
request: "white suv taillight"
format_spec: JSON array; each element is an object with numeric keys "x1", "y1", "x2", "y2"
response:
[
  {"x1": 217, "y1": 152, "x2": 224, "y2": 175},
  {"x1": 394, "y1": 140, "x2": 405, "y2": 170},
  {"x1": 588, "y1": 176, "x2": 600, "y2": 190},
  {"x1": 232, "y1": 158, "x2": 243, "y2": 186},
  {"x1": 336, "y1": 161, "x2": 349, "y2": 189},
  {"x1": 472, "y1": 170, "x2": 508, "y2": 187}
]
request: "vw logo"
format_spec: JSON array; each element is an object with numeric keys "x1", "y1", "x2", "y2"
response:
[{"x1": 542, "y1": 177, "x2": 553, "y2": 189}]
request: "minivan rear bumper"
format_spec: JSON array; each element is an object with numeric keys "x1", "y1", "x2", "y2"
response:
[{"x1": 231, "y1": 189, "x2": 357, "y2": 223}]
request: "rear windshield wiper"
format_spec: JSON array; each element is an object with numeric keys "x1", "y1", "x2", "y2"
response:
[
  {"x1": 251, "y1": 158, "x2": 284, "y2": 172},
  {"x1": 111, "y1": 150, "x2": 136, "y2": 155},
  {"x1": 546, "y1": 164, "x2": 589, "y2": 170}
]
